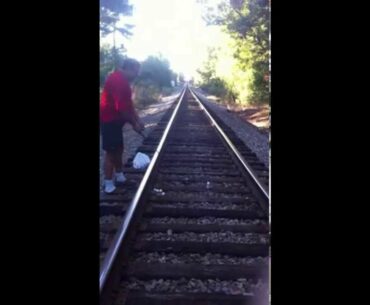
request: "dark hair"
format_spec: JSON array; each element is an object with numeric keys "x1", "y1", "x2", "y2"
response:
[{"x1": 121, "y1": 58, "x2": 140, "y2": 70}]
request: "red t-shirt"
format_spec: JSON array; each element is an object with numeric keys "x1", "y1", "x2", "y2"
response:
[{"x1": 100, "y1": 70, "x2": 138, "y2": 124}]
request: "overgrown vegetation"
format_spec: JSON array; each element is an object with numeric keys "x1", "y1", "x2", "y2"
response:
[{"x1": 196, "y1": 0, "x2": 270, "y2": 105}]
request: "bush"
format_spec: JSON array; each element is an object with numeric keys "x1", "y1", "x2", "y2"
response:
[
  {"x1": 249, "y1": 60, "x2": 269, "y2": 105},
  {"x1": 200, "y1": 77, "x2": 229, "y2": 99},
  {"x1": 161, "y1": 86, "x2": 173, "y2": 97},
  {"x1": 134, "y1": 79, "x2": 161, "y2": 108}
]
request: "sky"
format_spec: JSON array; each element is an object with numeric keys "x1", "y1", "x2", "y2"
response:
[{"x1": 101, "y1": 0, "x2": 225, "y2": 79}]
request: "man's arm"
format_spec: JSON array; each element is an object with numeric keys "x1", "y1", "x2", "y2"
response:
[
  {"x1": 124, "y1": 104, "x2": 145, "y2": 133},
  {"x1": 116, "y1": 88, "x2": 144, "y2": 133}
]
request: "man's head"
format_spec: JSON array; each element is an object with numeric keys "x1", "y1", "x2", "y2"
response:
[{"x1": 120, "y1": 58, "x2": 141, "y2": 82}]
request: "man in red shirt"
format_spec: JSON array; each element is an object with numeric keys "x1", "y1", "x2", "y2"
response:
[{"x1": 100, "y1": 58, "x2": 145, "y2": 193}]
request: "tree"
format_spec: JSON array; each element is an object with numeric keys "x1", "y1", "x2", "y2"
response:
[
  {"x1": 100, "y1": 0, "x2": 134, "y2": 67},
  {"x1": 196, "y1": 47, "x2": 219, "y2": 81},
  {"x1": 100, "y1": 43, "x2": 126, "y2": 87},
  {"x1": 200, "y1": 44, "x2": 247, "y2": 103},
  {"x1": 134, "y1": 55, "x2": 175, "y2": 106},
  {"x1": 137, "y1": 56, "x2": 172, "y2": 89},
  {"x1": 100, "y1": 0, "x2": 133, "y2": 36},
  {"x1": 197, "y1": 0, "x2": 270, "y2": 104},
  {"x1": 100, "y1": 44, "x2": 114, "y2": 86}
]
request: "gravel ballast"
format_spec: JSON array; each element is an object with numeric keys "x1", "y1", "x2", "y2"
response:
[
  {"x1": 132, "y1": 252, "x2": 269, "y2": 266},
  {"x1": 148, "y1": 217, "x2": 267, "y2": 226},
  {"x1": 121, "y1": 277, "x2": 267, "y2": 295},
  {"x1": 138, "y1": 232, "x2": 269, "y2": 244},
  {"x1": 193, "y1": 88, "x2": 269, "y2": 169}
]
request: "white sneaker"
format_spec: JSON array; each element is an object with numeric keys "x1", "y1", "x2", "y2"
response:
[
  {"x1": 115, "y1": 172, "x2": 127, "y2": 183},
  {"x1": 104, "y1": 180, "x2": 116, "y2": 194}
]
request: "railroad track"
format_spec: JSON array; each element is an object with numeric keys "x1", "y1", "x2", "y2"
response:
[
  {"x1": 100, "y1": 86, "x2": 270, "y2": 305},
  {"x1": 191, "y1": 89, "x2": 269, "y2": 187}
]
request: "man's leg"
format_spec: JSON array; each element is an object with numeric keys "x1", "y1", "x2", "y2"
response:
[
  {"x1": 102, "y1": 122, "x2": 127, "y2": 193},
  {"x1": 103, "y1": 150, "x2": 117, "y2": 193},
  {"x1": 111, "y1": 146, "x2": 127, "y2": 183},
  {"x1": 104, "y1": 151, "x2": 115, "y2": 180},
  {"x1": 111, "y1": 146, "x2": 123, "y2": 173},
  {"x1": 102, "y1": 122, "x2": 121, "y2": 193}
]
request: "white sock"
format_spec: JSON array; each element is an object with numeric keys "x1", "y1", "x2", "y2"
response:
[{"x1": 104, "y1": 180, "x2": 116, "y2": 193}]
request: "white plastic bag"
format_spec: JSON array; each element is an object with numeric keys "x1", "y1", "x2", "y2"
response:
[{"x1": 133, "y1": 152, "x2": 150, "y2": 169}]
